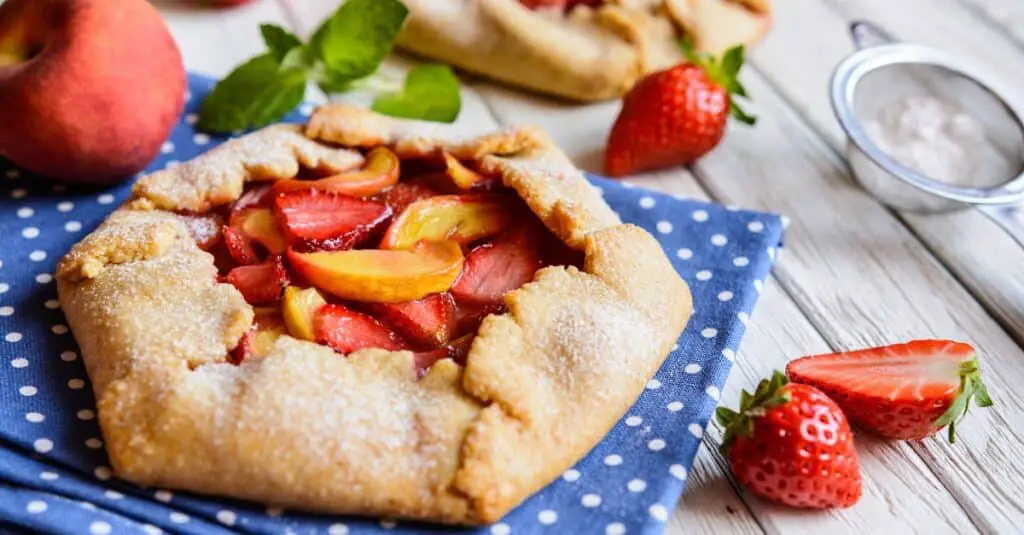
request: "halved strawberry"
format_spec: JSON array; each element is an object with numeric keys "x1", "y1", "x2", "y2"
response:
[
  {"x1": 785, "y1": 340, "x2": 993, "y2": 442},
  {"x1": 274, "y1": 190, "x2": 391, "y2": 250},
  {"x1": 223, "y1": 225, "x2": 260, "y2": 265},
  {"x1": 379, "y1": 181, "x2": 439, "y2": 215},
  {"x1": 225, "y1": 256, "x2": 290, "y2": 305},
  {"x1": 451, "y1": 228, "x2": 544, "y2": 305},
  {"x1": 366, "y1": 293, "x2": 455, "y2": 349},
  {"x1": 314, "y1": 304, "x2": 407, "y2": 355}
]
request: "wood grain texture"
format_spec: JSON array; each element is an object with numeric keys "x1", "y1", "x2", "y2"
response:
[
  {"x1": 957, "y1": 0, "x2": 1024, "y2": 44},
  {"x1": 751, "y1": 0, "x2": 1024, "y2": 349},
  {"x1": 155, "y1": 0, "x2": 291, "y2": 77},
  {"x1": 693, "y1": 63, "x2": 1024, "y2": 531}
]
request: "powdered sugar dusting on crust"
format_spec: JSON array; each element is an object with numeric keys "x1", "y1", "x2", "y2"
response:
[
  {"x1": 132, "y1": 124, "x2": 364, "y2": 213},
  {"x1": 306, "y1": 105, "x2": 547, "y2": 161}
]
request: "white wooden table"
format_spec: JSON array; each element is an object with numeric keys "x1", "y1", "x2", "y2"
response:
[{"x1": 156, "y1": 0, "x2": 1024, "y2": 532}]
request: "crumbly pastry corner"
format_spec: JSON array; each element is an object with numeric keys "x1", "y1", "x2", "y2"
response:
[{"x1": 56, "y1": 105, "x2": 693, "y2": 525}]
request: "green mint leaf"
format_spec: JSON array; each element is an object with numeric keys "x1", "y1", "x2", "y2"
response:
[
  {"x1": 315, "y1": 68, "x2": 358, "y2": 94},
  {"x1": 281, "y1": 45, "x2": 316, "y2": 72},
  {"x1": 261, "y1": 24, "x2": 303, "y2": 62},
  {"x1": 198, "y1": 54, "x2": 308, "y2": 133},
  {"x1": 315, "y1": 0, "x2": 408, "y2": 84},
  {"x1": 371, "y1": 65, "x2": 461, "y2": 123}
]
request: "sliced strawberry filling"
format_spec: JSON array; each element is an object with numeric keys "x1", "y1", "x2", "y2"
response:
[
  {"x1": 366, "y1": 292, "x2": 455, "y2": 349},
  {"x1": 379, "y1": 180, "x2": 439, "y2": 214},
  {"x1": 196, "y1": 150, "x2": 579, "y2": 375},
  {"x1": 315, "y1": 304, "x2": 407, "y2": 354},
  {"x1": 452, "y1": 228, "x2": 544, "y2": 305},
  {"x1": 225, "y1": 256, "x2": 289, "y2": 305},
  {"x1": 223, "y1": 225, "x2": 260, "y2": 265},
  {"x1": 275, "y1": 190, "x2": 391, "y2": 250}
]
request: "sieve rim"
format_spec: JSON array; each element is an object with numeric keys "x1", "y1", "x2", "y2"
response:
[{"x1": 831, "y1": 42, "x2": 1024, "y2": 206}]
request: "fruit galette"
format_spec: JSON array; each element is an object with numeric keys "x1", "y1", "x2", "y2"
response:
[
  {"x1": 396, "y1": 0, "x2": 771, "y2": 101},
  {"x1": 56, "y1": 105, "x2": 692, "y2": 524}
]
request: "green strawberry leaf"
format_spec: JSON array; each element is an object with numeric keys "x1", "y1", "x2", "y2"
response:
[
  {"x1": 260, "y1": 23, "x2": 303, "y2": 62},
  {"x1": 933, "y1": 358, "x2": 994, "y2": 444},
  {"x1": 198, "y1": 54, "x2": 308, "y2": 133},
  {"x1": 730, "y1": 101, "x2": 758, "y2": 126},
  {"x1": 314, "y1": 0, "x2": 408, "y2": 85},
  {"x1": 372, "y1": 64, "x2": 461, "y2": 123},
  {"x1": 720, "y1": 45, "x2": 745, "y2": 79}
]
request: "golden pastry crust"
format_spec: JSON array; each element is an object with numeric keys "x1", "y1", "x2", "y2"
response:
[
  {"x1": 56, "y1": 105, "x2": 693, "y2": 525},
  {"x1": 396, "y1": 0, "x2": 772, "y2": 101}
]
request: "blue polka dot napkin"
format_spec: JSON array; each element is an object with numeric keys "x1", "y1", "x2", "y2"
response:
[{"x1": 0, "y1": 74, "x2": 783, "y2": 535}]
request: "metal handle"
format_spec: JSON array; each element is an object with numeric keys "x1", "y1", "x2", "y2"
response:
[
  {"x1": 979, "y1": 205, "x2": 1024, "y2": 249},
  {"x1": 849, "y1": 21, "x2": 897, "y2": 50}
]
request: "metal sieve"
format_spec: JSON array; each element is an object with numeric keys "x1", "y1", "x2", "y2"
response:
[{"x1": 831, "y1": 21, "x2": 1024, "y2": 245}]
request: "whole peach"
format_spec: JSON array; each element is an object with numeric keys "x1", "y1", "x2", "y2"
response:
[{"x1": 0, "y1": 0, "x2": 186, "y2": 184}]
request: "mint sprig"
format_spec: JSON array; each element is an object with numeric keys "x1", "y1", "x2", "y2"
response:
[
  {"x1": 198, "y1": 0, "x2": 461, "y2": 133},
  {"x1": 372, "y1": 64, "x2": 461, "y2": 123}
]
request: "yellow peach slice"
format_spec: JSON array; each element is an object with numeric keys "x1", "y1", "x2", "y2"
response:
[
  {"x1": 273, "y1": 146, "x2": 400, "y2": 197},
  {"x1": 233, "y1": 208, "x2": 287, "y2": 253},
  {"x1": 381, "y1": 194, "x2": 513, "y2": 250},
  {"x1": 443, "y1": 153, "x2": 494, "y2": 190},
  {"x1": 287, "y1": 241, "x2": 464, "y2": 303},
  {"x1": 282, "y1": 286, "x2": 327, "y2": 341}
]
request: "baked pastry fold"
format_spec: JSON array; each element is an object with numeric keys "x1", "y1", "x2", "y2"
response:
[
  {"x1": 57, "y1": 106, "x2": 693, "y2": 524},
  {"x1": 396, "y1": 0, "x2": 772, "y2": 101}
]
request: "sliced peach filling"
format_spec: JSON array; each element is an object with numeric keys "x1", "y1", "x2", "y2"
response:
[{"x1": 194, "y1": 146, "x2": 583, "y2": 376}]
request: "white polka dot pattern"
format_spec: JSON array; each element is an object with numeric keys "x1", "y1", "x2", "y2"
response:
[{"x1": 0, "y1": 74, "x2": 785, "y2": 535}]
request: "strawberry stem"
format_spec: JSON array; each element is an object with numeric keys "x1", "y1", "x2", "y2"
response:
[
  {"x1": 716, "y1": 371, "x2": 790, "y2": 455},
  {"x1": 932, "y1": 357, "x2": 994, "y2": 444},
  {"x1": 679, "y1": 41, "x2": 757, "y2": 126}
]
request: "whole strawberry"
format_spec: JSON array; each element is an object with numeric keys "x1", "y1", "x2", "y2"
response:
[
  {"x1": 786, "y1": 340, "x2": 993, "y2": 442},
  {"x1": 604, "y1": 43, "x2": 755, "y2": 177},
  {"x1": 717, "y1": 372, "x2": 862, "y2": 509}
]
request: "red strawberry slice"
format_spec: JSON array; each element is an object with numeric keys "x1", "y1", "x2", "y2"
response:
[
  {"x1": 451, "y1": 228, "x2": 543, "y2": 305},
  {"x1": 180, "y1": 213, "x2": 223, "y2": 250},
  {"x1": 366, "y1": 293, "x2": 455, "y2": 349},
  {"x1": 447, "y1": 333, "x2": 475, "y2": 365},
  {"x1": 413, "y1": 349, "x2": 449, "y2": 377},
  {"x1": 223, "y1": 225, "x2": 260, "y2": 265},
  {"x1": 230, "y1": 329, "x2": 255, "y2": 365},
  {"x1": 785, "y1": 340, "x2": 993, "y2": 442},
  {"x1": 380, "y1": 181, "x2": 439, "y2": 215},
  {"x1": 225, "y1": 256, "x2": 289, "y2": 305},
  {"x1": 314, "y1": 304, "x2": 407, "y2": 355},
  {"x1": 452, "y1": 302, "x2": 506, "y2": 338},
  {"x1": 412, "y1": 334, "x2": 476, "y2": 377},
  {"x1": 274, "y1": 190, "x2": 391, "y2": 250},
  {"x1": 233, "y1": 184, "x2": 274, "y2": 213}
]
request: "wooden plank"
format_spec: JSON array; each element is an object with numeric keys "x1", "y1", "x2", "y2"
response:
[
  {"x1": 158, "y1": 0, "x2": 292, "y2": 77},
  {"x1": 688, "y1": 59, "x2": 1024, "y2": 531},
  {"x1": 477, "y1": 87, "x2": 978, "y2": 532},
  {"x1": 957, "y1": 0, "x2": 1024, "y2": 44},
  {"x1": 750, "y1": 0, "x2": 1024, "y2": 348}
]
